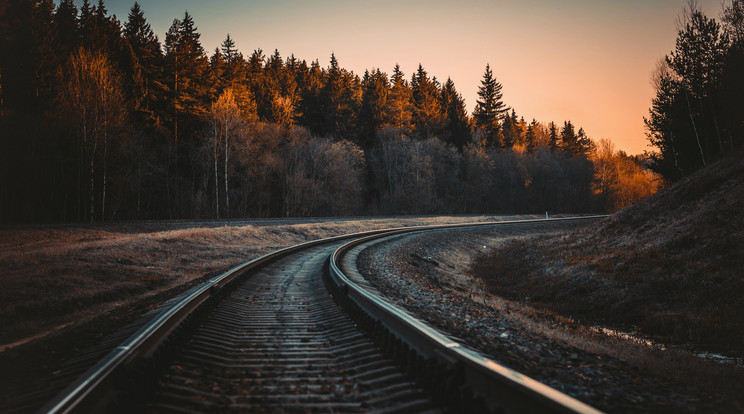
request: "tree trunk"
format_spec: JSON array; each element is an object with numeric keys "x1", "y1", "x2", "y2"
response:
[
  {"x1": 102, "y1": 136, "x2": 107, "y2": 221},
  {"x1": 102, "y1": 117, "x2": 108, "y2": 221},
  {"x1": 224, "y1": 123, "x2": 229, "y2": 218},
  {"x1": 709, "y1": 98, "x2": 723, "y2": 154},
  {"x1": 685, "y1": 90, "x2": 707, "y2": 167},
  {"x1": 89, "y1": 156, "x2": 95, "y2": 223},
  {"x1": 214, "y1": 122, "x2": 220, "y2": 219}
]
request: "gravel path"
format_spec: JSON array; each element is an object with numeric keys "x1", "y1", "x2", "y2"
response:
[{"x1": 355, "y1": 222, "x2": 739, "y2": 413}]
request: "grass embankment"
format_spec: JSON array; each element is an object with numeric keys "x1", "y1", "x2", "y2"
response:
[{"x1": 472, "y1": 152, "x2": 744, "y2": 352}]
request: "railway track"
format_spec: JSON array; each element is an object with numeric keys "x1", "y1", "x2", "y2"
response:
[{"x1": 36, "y1": 217, "x2": 604, "y2": 413}]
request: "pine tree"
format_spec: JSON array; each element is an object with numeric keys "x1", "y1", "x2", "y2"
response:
[
  {"x1": 262, "y1": 49, "x2": 298, "y2": 127},
  {"x1": 55, "y1": 0, "x2": 78, "y2": 58},
  {"x1": 525, "y1": 119, "x2": 538, "y2": 153},
  {"x1": 212, "y1": 36, "x2": 251, "y2": 116},
  {"x1": 123, "y1": 2, "x2": 163, "y2": 123},
  {"x1": 410, "y1": 64, "x2": 443, "y2": 139},
  {"x1": 221, "y1": 34, "x2": 238, "y2": 64},
  {"x1": 78, "y1": 0, "x2": 122, "y2": 56},
  {"x1": 667, "y1": 5, "x2": 729, "y2": 164},
  {"x1": 246, "y1": 48, "x2": 268, "y2": 119},
  {"x1": 162, "y1": 11, "x2": 210, "y2": 176},
  {"x1": 441, "y1": 77, "x2": 470, "y2": 150},
  {"x1": 560, "y1": 121, "x2": 580, "y2": 155},
  {"x1": 164, "y1": 12, "x2": 209, "y2": 130},
  {"x1": 358, "y1": 68, "x2": 389, "y2": 148},
  {"x1": 209, "y1": 48, "x2": 226, "y2": 96},
  {"x1": 645, "y1": 61, "x2": 684, "y2": 179},
  {"x1": 548, "y1": 122, "x2": 559, "y2": 152},
  {"x1": 263, "y1": 48, "x2": 283, "y2": 104},
  {"x1": 576, "y1": 128, "x2": 594, "y2": 156},
  {"x1": 501, "y1": 109, "x2": 521, "y2": 148},
  {"x1": 319, "y1": 53, "x2": 360, "y2": 137},
  {"x1": 722, "y1": 0, "x2": 744, "y2": 149},
  {"x1": 472, "y1": 64, "x2": 509, "y2": 147},
  {"x1": 1, "y1": 0, "x2": 59, "y2": 113},
  {"x1": 300, "y1": 59, "x2": 325, "y2": 134},
  {"x1": 384, "y1": 64, "x2": 413, "y2": 132},
  {"x1": 318, "y1": 53, "x2": 343, "y2": 136},
  {"x1": 78, "y1": 0, "x2": 95, "y2": 47}
]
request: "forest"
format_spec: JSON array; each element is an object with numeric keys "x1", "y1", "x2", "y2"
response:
[{"x1": 0, "y1": 0, "x2": 700, "y2": 223}]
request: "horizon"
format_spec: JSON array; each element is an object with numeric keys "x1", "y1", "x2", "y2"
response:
[{"x1": 68, "y1": 0, "x2": 725, "y2": 155}]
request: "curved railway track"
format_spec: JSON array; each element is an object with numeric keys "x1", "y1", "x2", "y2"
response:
[{"x1": 37, "y1": 217, "x2": 605, "y2": 413}]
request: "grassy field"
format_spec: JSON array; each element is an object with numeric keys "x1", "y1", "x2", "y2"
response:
[
  {"x1": 0, "y1": 216, "x2": 510, "y2": 349},
  {"x1": 472, "y1": 152, "x2": 744, "y2": 354}
]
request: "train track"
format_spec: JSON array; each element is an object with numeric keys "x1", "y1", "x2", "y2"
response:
[{"x1": 37, "y1": 217, "x2": 605, "y2": 413}]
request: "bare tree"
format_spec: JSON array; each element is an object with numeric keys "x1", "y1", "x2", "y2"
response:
[
  {"x1": 57, "y1": 48, "x2": 125, "y2": 222},
  {"x1": 210, "y1": 88, "x2": 243, "y2": 218}
]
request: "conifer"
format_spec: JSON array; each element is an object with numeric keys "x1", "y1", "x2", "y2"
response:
[
  {"x1": 384, "y1": 64, "x2": 413, "y2": 132},
  {"x1": 411, "y1": 64, "x2": 443, "y2": 139},
  {"x1": 473, "y1": 64, "x2": 509, "y2": 147},
  {"x1": 441, "y1": 77, "x2": 470, "y2": 150}
]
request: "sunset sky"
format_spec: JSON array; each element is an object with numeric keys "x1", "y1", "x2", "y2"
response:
[{"x1": 82, "y1": 0, "x2": 724, "y2": 155}]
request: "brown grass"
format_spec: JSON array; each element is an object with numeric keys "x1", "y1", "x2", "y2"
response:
[
  {"x1": 472, "y1": 151, "x2": 744, "y2": 354},
  {"x1": 0, "y1": 216, "x2": 510, "y2": 348}
]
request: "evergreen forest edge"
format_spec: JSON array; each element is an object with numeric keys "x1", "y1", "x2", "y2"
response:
[{"x1": 1, "y1": 0, "x2": 742, "y2": 223}]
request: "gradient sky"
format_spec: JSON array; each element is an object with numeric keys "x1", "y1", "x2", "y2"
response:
[{"x1": 78, "y1": 0, "x2": 725, "y2": 155}]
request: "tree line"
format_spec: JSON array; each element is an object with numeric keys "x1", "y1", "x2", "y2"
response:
[
  {"x1": 0, "y1": 0, "x2": 658, "y2": 222},
  {"x1": 646, "y1": 0, "x2": 744, "y2": 180}
]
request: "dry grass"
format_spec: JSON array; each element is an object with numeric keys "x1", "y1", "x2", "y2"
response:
[
  {"x1": 0, "y1": 216, "x2": 507, "y2": 348},
  {"x1": 472, "y1": 151, "x2": 744, "y2": 354},
  {"x1": 359, "y1": 222, "x2": 744, "y2": 411}
]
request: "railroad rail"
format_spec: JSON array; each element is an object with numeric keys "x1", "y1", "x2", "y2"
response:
[{"x1": 39, "y1": 216, "x2": 605, "y2": 413}]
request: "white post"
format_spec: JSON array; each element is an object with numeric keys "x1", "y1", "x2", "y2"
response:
[{"x1": 545, "y1": 211, "x2": 549, "y2": 219}]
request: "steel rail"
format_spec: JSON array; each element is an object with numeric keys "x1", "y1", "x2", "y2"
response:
[
  {"x1": 39, "y1": 227, "x2": 400, "y2": 414},
  {"x1": 327, "y1": 216, "x2": 606, "y2": 414},
  {"x1": 40, "y1": 215, "x2": 605, "y2": 413}
]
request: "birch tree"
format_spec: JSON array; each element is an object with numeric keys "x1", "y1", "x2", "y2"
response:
[
  {"x1": 57, "y1": 47, "x2": 125, "y2": 222},
  {"x1": 210, "y1": 88, "x2": 243, "y2": 218}
]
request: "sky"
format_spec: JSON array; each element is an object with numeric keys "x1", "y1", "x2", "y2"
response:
[{"x1": 77, "y1": 0, "x2": 725, "y2": 155}]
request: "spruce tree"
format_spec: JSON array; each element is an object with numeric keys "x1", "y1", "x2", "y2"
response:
[
  {"x1": 216, "y1": 35, "x2": 251, "y2": 115},
  {"x1": 441, "y1": 77, "x2": 470, "y2": 150},
  {"x1": 358, "y1": 68, "x2": 389, "y2": 148},
  {"x1": 319, "y1": 53, "x2": 349, "y2": 137},
  {"x1": 78, "y1": 0, "x2": 95, "y2": 46},
  {"x1": 473, "y1": 64, "x2": 509, "y2": 147},
  {"x1": 576, "y1": 128, "x2": 594, "y2": 156},
  {"x1": 548, "y1": 122, "x2": 559, "y2": 152},
  {"x1": 246, "y1": 48, "x2": 268, "y2": 119},
  {"x1": 300, "y1": 59, "x2": 325, "y2": 134},
  {"x1": 384, "y1": 64, "x2": 413, "y2": 132},
  {"x1": 221, "y1": 34, "x2": 238, "y2": 64},
  {"x1": 162, "y1": 12, "x2": 210, "y2": 168},
  {"x1": 209, "y1": 48, "x2": 226, "y2": 96},
  {"x1": 667, "y1": 5, "x2": 729, "y2": 166},
  {"x1": 55, "y1": 0, "x2": 78, "y2": 58},
  {"x1": 411, "y1": 64, "x2": 443, "y2": 139},
  {"x1": 123, "y1": 2, "x2": 163, "y2": 122},
  {"x1": 501, "y1": 109, "x2": 521, "y2": 148},
  {"x1": 560, "y1": 121, "x2": 578, "y2": 154},
  {"x1": 525, "y1": 119, "x2": 538, "y2": 153}
]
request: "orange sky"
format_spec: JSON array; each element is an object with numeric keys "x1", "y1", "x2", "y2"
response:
[{"x1": 96, "y1": 0, "x2": 726, "y2": 155}]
